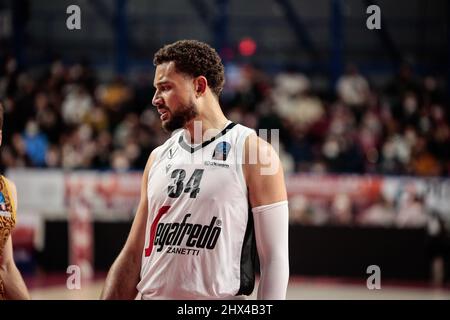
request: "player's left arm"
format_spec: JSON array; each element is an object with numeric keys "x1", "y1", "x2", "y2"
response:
[
  {"x1": 0, "y1": 179, "x2": 31, "y2": 300},
  {"x1": 243, "y1": 133, "x2": 289, "y2": 300}
]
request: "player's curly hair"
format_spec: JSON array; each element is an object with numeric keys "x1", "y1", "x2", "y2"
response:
[{"x1": 153, "y1": 40, "x2": 225, "y2": 99}]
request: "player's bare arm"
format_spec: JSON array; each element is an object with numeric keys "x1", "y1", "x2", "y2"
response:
[
  {"x1": 243, "y1": 133, "x2": 290, "y2": 300},
  {"x1": 0, "y1": 179, "x2": 31, "y2": 300},
  {"x1": 100, "y1": 150, "x2": 157, "y2": 300}
]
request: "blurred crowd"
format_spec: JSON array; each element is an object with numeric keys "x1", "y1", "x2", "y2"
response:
[
  {"x1": 224, "y1": 62, "x2": 448, "y2": 177},
  {"x1": 288, "y1": 186, "x2": 444, "y2": 230},
  {"x1": 0, "y1": 56, "x2": 448, "y2": 178},
  {"x1": 0, "y1": 57, "x2": 164, "y2": 172}
]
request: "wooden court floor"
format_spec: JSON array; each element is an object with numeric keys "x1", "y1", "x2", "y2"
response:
[{"x1": 27, "y1": 276, "x2": 450, "y2": 300}]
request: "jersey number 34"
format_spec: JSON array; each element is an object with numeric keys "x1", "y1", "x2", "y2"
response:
[{"x1": 168, "y1": 169, "x2": 204, "y2": 199}]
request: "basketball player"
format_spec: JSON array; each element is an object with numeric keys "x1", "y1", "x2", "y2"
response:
[
  {"x1": 0, "y1": 102, "x2": 31, "y2": 300},
  {"x1": 101, "y1": 40, "x2": 289, "y2": 300}
]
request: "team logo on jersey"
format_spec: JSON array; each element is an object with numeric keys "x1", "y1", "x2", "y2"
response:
[
  {"x1": 167, "y1": 147, "x2": 178, "y2": 159},
  {"x1": 152, "y1": 213, "x2": 222, "y2": 256},
  {"x1": 0, "y1": 191, "x2": 11, "y2": 217},
  {"x1": 212, "y1": 142, "x2": 231, "y2": 161}
]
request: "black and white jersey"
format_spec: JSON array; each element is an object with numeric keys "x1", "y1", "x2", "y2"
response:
[{"x1": 137, "y1": 121, "x2": 257, "y2": 299}]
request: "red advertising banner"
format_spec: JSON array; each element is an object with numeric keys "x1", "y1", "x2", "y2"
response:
[
  {"x1": 286, "y1": 174, "x2": 382, "y2": 204},
  {"x1": 65, "y1": 171, "x2": 142, "y2": 217}
]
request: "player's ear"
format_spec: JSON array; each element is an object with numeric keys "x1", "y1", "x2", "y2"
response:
[{"x1": 193, "y1": 76, "x2": 207, "y2": 97}]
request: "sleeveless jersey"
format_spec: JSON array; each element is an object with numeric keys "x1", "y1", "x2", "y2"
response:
[
  {"x1": 0, "y1": 175, "x2": 16, "y2": 300},
  {"x1": 137, "y1": 122, "x2": 257, "y2": 299}
]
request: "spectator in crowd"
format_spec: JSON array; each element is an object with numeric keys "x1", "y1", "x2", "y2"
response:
[
  {"x1": 396, "y1": 190, "x2": 429, "y2": 228},
  {"x1": 336, "y1": 64, "x2": 370, "y2": 124},
  {"x1": 358, "y1": 194, "x2": 397, "y2": 227},
  {"x1": 330, "y1": 193, "x2": 354, "y2": 225},
  {"x1": 22, "y1": 120, "x2": 48, "y2": 167}
]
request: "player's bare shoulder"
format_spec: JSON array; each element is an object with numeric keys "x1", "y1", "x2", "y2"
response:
[
  {"x1": 243, "y1": 133, "x2": 286, "y2": 207},
  {"x1": 243, "y1": 133, "x2": 282, "y2": 178}
]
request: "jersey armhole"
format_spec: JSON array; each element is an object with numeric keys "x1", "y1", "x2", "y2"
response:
[
  {"x1": 2, "y1": 176, "x2": 17, "y2": 222},
  {"x1": 235, "y1": 129, "x2": 255, "y2": 196},
  {"x1": 147, "y1": 146, "x2": 162, "y2": 182}
]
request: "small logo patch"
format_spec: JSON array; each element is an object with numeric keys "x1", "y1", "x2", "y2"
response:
[
  {"x1": 0, "y1": 191, "x2": 7, "y2": 212},
  {"x1": 212, "y1": 142, "x2": 231, "y2": 161},
  {"x1": 167, "y1": 147, "x2": 178, "y2": 159}
]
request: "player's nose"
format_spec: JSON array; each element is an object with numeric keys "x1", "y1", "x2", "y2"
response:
[{"x1": 152, "y1": 91, "x2": 163, "y2": 107}]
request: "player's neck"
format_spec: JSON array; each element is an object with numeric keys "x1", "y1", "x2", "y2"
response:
[{"x1": 184, "y1": 104, "x2": 229, "y2": 145}]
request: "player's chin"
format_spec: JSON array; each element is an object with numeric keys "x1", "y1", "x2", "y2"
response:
[{"x1": 161, "y1": 119, "x2": 174, "y2": 132}]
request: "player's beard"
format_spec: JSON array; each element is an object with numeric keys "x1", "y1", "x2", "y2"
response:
[{"x1": 161, "y1": 100, "x2": 198, "y2": 132}]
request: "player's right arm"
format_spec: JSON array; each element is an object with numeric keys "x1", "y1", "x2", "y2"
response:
[{"x1": 100, "y1": 149, "x2": 157, "y2": 300}]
